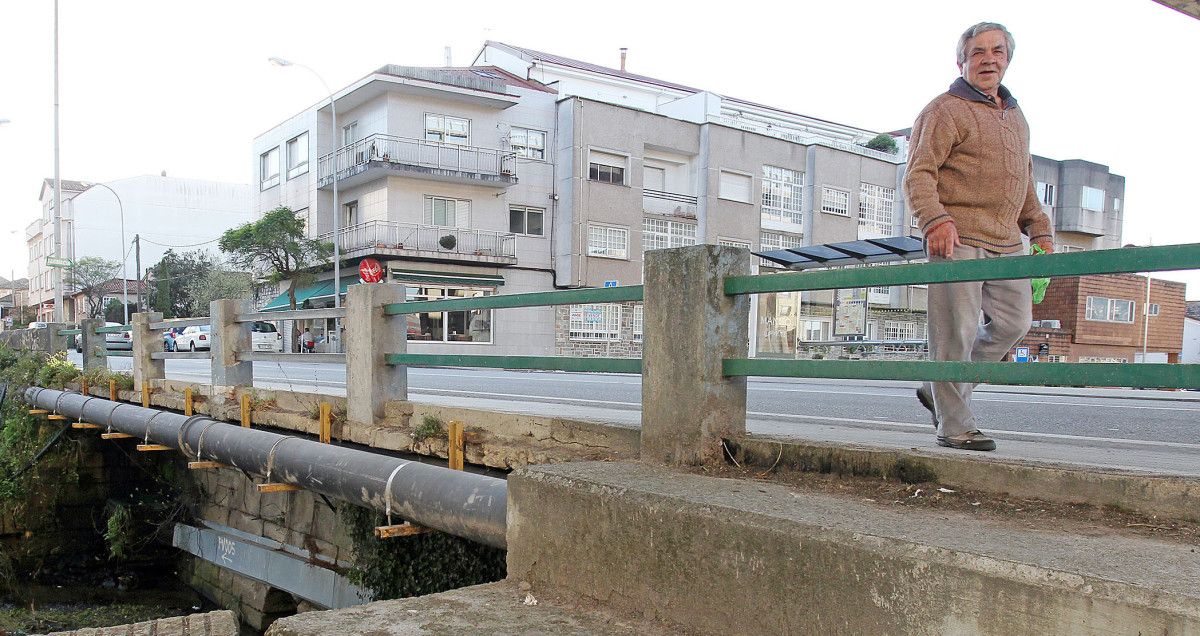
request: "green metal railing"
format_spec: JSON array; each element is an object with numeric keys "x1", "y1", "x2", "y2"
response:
[
  {"x1": 724, "y1": 243, "x2": 1200, "y2": 389},
  {"x1": 385, "y1": 286, "x2": 644, "y2": 373},
  {"x1": 57, "y1": 328, "x2": 81, "y2": 336},
  {"x1": 94, "y1": 324, "x2": 132, "y2": 334}
]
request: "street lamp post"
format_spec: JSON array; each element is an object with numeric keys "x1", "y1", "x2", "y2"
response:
[
  {"x1": 82, "y1": 183, "x2": 129, "y2": 324},
  {"x1": 270, "y1": 57, "x2": 341, "y2": 351}
]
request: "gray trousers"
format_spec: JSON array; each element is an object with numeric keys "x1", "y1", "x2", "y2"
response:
[{"x1": 924, "y1": 246, "x2": 1031, "y2": 437}]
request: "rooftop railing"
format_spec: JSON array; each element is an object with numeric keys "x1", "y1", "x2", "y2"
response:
[
  {"x1": 317, "y1": 133, "x2": 516, "y2": 186},
  {"x1": 316, "y1": 220, "x2": 516, "y2": 259}
]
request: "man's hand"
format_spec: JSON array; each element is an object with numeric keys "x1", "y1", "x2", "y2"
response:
[
  {"x1": 925, "y1": 221, "x2": 961, "y2": 258},
  {"x1": 1034, "y1": 238, "x2": 1054, "y2": 254}
]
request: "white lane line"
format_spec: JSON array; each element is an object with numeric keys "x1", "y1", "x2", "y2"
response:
[{"x1": 746, "y1": 411, "x2": 1200, "y2": 450}]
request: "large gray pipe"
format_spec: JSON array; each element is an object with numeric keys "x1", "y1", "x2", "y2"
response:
[{"x1": 25, "y1": 387, "x2": 507, "y2": 549}]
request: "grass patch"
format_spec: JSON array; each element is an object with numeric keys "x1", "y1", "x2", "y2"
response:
[{"x1": 412, "y1": 415, "x2": 444, "y2": 441}]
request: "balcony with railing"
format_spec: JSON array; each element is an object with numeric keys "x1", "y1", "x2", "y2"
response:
[
  {"x1": 317, "y1": 219, "x2": 517, "y2": 266},
  {"x1": 317, "y1": 134, "x2": 517, "y2": 190},
  {"x1": 642, "y1": 189, "x2": 699, "y2": 219},
  {"x1": 25, "y1": 219, "x2": 42, "y2": 241}
]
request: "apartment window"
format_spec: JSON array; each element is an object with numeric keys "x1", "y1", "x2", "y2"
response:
[
  {"x1": 884, "y1": 320, "x2": 919, "y2": 340},
  {"x1": 859, "y1": 183, "x2": 895, "y2": 236},
  {"x1": 632, "y1": 304, "x2": 644, "y2": 342},
  {"x1": 1046, "y1": 355, "x2": 1067, "y2": 363},
  {"x1": 425, "y1": 114, "x2": 470, "y2": 145},
  {"x1": 1059, "y1": 244, "x2": 1085, "y2": 253},
  {"x1": 569, "y1": 303, "x2": 621, "y2": 341},
  {"x1": 1036, "y1": 182, "x2": 1055, "y2": 206},
  {"x1": 509, "y1": 205, "x2": 544, "y2": 236},
  {"x1": 1081, "y1": 186, "x2": 1105, "y2": 212},
  {"x1": 761, "y1": 165, "x2": 803, "y2": 225},
  {"x1": 342, "y1": 121, "x2": 358, "y2": 146},
  {"x1": 587, "y1": 224, "x2": 628, "y2": 259},
  {"x1": 643, "y1": 166, "x2": 666, "y2": 191},
  {"x1": 342, "y1": 201, "x2": 359, "y2": 227},
  {"x1": 588, "y1": 150, "x2": 626, "y2": 185},
  {"x1": 801, "y1": 319, "x2": 828, "y2": 342},
  {"x1": 1146, "y1": 303, "x2": 1160, "y2": 317},
  {"x1": 719, "y1": 171, "x2": 752, "y2": 203},
  {"x1": 820, "y1": 187, "x2": 850, "y2": 217},
  {"x1": 510, "y1": 127, "x2": 546, "y2": 159},
  {"x1": 424, "y1": 196, "x2": 470, "y2": 228},
  {"x1": 1114, "y1": 198, "x2": 1121, "y2": 212},
  {"x1": 719, "y1": 239, "x2": 751, "y2": 249},
  {"x1": 910, "y1": 214, "x2": 920, "y2": 229},
  {"x1": 1085, "y1": 296, "x2": 1134, "y2": 323},
  {"x1": 642, "y1": 218, "x2": 697, "y2": 253},
  {"x1": 286, "y1": 133, "x2": 309, "y2": 180},
  {"x1": 759, "y1": 231, "x2": 803, "y2": 268},
  {"x1": 259, "y1": 147, "x2": 280, "y2": 190},
  {"x1": 1079, "y1": 356, "x2": 1128, "y2": 363},
  {"x1": 403, "y1": 285, "x2": 494, "y2": 344}
]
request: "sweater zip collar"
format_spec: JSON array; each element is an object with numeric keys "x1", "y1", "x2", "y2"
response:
[{"x1": 947, "y1": 77, "x2": 1017, "y2": 110}]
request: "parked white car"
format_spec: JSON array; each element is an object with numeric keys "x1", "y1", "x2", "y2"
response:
[
  {"x1": 251, "y1": 321, "x2": 284, "y2": 353},
  {"x1": 103, "y1": 321, "x2": 132, "y2": 350},
  {"x1": 175, "y1": 325, "x2": 212, "y2": 351}
]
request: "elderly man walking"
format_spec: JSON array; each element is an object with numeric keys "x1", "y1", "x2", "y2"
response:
[{"x1": 904, "y1": 22, "x2": 1054, "y2": 451}]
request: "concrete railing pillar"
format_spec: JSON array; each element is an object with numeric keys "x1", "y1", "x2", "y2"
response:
[
  {"x1": 641, "y1": 245, "x2": 750, "y2": 465},
  {"x1": 210, "y1": 299, "x2": 252, "y2": 389},
  {"x1": 131, "y1": 312, "x2": 164, "y2": 392},
  {"x1": 345, "y1": 283, "x2": 407, "y2": 426},
  {"x1": 80, "y1": 318, "x2": 108, "y2": 372},
  {"x1": 45, "y1": 322, "x2": 69, "y2": 354}
]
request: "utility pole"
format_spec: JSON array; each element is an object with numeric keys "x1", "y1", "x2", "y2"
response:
[
  {"x1": 134, "y1": 234, "x2": 141, "y2": 318},
  {"x1": 52, "y1": 0, "x2": 63, "y2": 323}
]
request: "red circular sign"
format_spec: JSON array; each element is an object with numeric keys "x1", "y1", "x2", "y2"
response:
[{"x1": 358, "y1": 258, "x2": 384, "y2": 283}]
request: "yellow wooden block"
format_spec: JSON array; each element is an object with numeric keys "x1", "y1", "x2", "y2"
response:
[
  {"x1": 28, "y1": 409, "x2": 49, "y2": 415},
  {"x1": 448, "y1": 420, "x2": 464, "y2": 471},
  {"x1": 374, "y1": 523, "x2": 429, "y2": 539},
  {"x1": 47, "y1": 414, "x2": 69, "y2": 421},
  {"x1": 71, "y1": 422, "x2": 101, "y2": 430},
  {"x1": 256, "y1": 483, "x2": 301, "y2": 493},
  {"x1": 187, "y1": 461, "x2": 228, "y2": 470},
  {"x1": 136, "y1": 444, "x2": 172, "y2": 452},
  {"x1": 101, "y1": 432, "x2": 134, "y2": 440}
]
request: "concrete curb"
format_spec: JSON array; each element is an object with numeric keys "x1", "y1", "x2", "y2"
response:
[
  {"x1": 508, "y1": 462, "x2": 1200, "y2": 636},
  {"x1": 730, "y1": 435, "x2": 1200, "y2": 522}
]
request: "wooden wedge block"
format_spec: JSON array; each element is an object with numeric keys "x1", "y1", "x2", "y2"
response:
[
  {"x1": 374, "y1": 523, "x2": 429, "y2": 539},
  {"x1": 187, "y1": 461, "x2": 228, "y2": 470},
  {"x1": 101, "y1": 432, "x2": 135, "y2": 440},
  {"x1": 71, "y1": 422, "x2": 101, "y2": 430},
  {"x1": 28, "y1": 409, "x2": 49, "y2": 415},
  {"x1": 257, "y1": 483, "x2": 301, "y2": 493},
  {"x1": 47, "y1": 414, "x2": 69, "y2": 421},
  {"x1": 136, "y1": 444, "x2": 172, "y2": 452}
]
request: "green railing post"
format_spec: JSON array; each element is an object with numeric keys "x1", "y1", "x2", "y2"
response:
[
  {"x1": 131, "y1": 311, "x2": 164, "y2": 393},
  {"x1": 346, "y1": 283, "x2": 407, "y2": 426},
  {"x1": 642, "y1": 245, "x2": 751, "y2": 465},
  {"x1": 80, "y1": 318, "x2": 107, "y2": 372}
]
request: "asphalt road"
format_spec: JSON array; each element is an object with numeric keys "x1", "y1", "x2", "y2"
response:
[{"x1": 75, "y1": 354, "x2": 1200, "y2": 476}]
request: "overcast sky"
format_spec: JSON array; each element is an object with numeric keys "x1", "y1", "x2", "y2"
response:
[{"x1": 1, "y1": 0, "x2": 1197, "y2": 295}]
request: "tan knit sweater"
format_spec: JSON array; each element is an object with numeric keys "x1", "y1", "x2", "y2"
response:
[{"x1": 904, "y1": 78, "x2": 1053, "y2": 254}]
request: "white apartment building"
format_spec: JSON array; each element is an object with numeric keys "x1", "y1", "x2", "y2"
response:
[
  {"x1": 252, "y1": 42, "x2": 1117, "y2": 358},
  {"x1": 26, "y1": 175, "x2": 253, "y2": 322}
]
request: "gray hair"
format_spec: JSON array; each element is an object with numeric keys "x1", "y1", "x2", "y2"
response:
[{"x1": 957, "y1": 22, "x2": 1015, "y2": 65}]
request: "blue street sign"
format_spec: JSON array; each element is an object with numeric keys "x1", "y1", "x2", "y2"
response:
[
  {"x1": 603, "y1": 280, "x2": 618, "y2": 288},
  {"x1": 1015, "y1": 346, "x2": 1030, "y2": 363}
]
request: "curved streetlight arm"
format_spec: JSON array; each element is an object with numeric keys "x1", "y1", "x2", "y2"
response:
[{"x1": 82, "y1": 182, "x2": 128, "y2": 324}]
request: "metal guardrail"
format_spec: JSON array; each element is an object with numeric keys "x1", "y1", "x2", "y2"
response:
[
  {"x1": 384, "y1": 285, "x2": 643, "y2": 315},
  {"x1": 317, "y1": 133, "x2": 516, "y2": 185},
  {"x1": 238, "y1": 352, "x2": 346, "y2": 364},
  {"x1": 238, "y1": 308, "x2": 346, "y2": 323},
  {"x1": 317, "y1": 219, "x2": 516, "y2": 259},
  {"x1": 386, "y1": 354, "x2": 641, "y2": 374},
  {"x1": 149, "y1": 317, "x2": 210, "y2": 330},
  {"x1": 57, "y1": 329, "x2": 81, "y2": 336}
]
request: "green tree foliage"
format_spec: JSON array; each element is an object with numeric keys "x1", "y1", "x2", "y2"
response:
[
  {"x1": 863, "y1": 133, "x2": 899, "y2": 155},
  {"x1": 218, "y1": 207, "x2": 333, "y2": 310},
  {"x1": 191, "y1": 269, "x2": 253, "y2": 311},
  {"x1": 150, "y1": 249, "x2": 215, "y2": 318},
  {"x1": 104, "y1": 298, "x2": 137, "y2": 324},
  {"x1": 65, "y1": 257, "x2": 121, "y2": 321}
]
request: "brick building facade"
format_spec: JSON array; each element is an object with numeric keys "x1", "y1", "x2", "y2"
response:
[{"x1": 1017, "y1": 273, "x2": 1186, "y2": 363}]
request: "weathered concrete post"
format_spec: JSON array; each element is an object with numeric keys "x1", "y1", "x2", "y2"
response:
[
  {"x1": 642, "y1": 245, "x2": 750, "y2": 465},
  {"x1": 210, "y1": 299, "x2": 252, "y2": 389},
  {"x1": 345, "y1": 283, "x2": 407, "y2": 426},
  {"x1": 80, "y1": 318, "x2": 108, "y2": 372},
  {"x1": 45, "y1": 322, "x2": 70, "y2": 354},
  {"x1": 131, "y1": 312, "x2": 165, "y2": 392}
]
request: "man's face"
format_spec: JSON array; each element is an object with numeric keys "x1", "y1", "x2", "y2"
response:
[{"x1": 959, "y1": 29, "x2": 1010, "y2": 96}]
